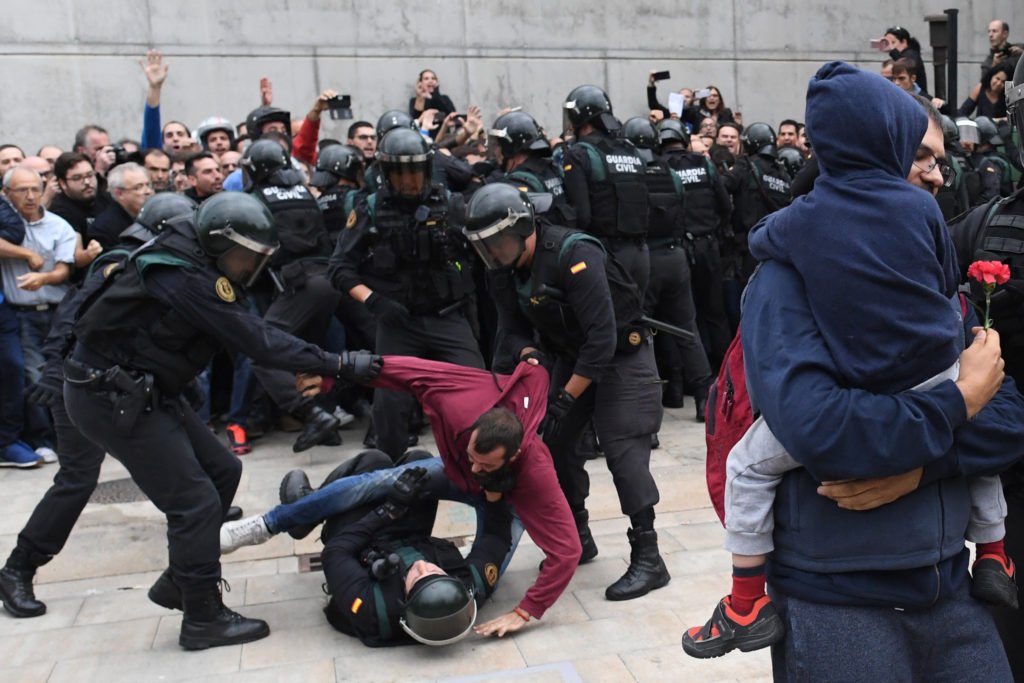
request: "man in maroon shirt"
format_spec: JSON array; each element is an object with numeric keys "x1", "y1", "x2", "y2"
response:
[{"x1": 220, "y1": 356, "x2": 582, "y2": 636}]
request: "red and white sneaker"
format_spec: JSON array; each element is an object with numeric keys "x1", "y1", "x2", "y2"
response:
[{"x1": 226, "y1": 423, "x2": 252, "y2": 455}]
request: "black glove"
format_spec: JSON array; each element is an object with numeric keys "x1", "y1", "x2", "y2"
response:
[
  {"x1": 378, "y1": 466, "x2": 430, "y2": 520},
  {"x1": 337, "y1": 350, "x2": 383, "y2": 384},
  {"x1": 540, "y1": 390, "x2": 576, "y2": 444},
  {"x1": 25, "y1": 370, "x2": 63, "y2": 408},
  {"x1": 365, "y1": 293, "x2": 409, "y2": 325}
]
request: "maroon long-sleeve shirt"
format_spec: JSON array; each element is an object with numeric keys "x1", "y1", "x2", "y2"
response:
[{"x1": 373, "y1": 356, "x2": 581, "y2": 618}]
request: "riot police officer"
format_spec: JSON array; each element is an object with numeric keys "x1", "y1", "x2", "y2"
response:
[
  {"x1": 489, "y1": 110, "x2": 574, "y2": 227},
  {"x1": 242, "y1": 139, "x2": 343, "y2": 452},
  {"x1": 245, "y1": 105, "x2": 291, "y2": 141},
  {"x1": 948, "y1": 55, "x2": 1024, "y2": 678},
  {"x1": 310, "y1": 143, "x2": 365, "y2": 242},
  {"x1": 656, "y1": 119, "x2": 733, "y2": 371},
  {"x1": 59, "y1": 192, "x2": 381, "y2": 650},
  {"x1": 722, "y1": 122, "x2": 792, "y2": 284},
  {"x1": 294, "y1": 451, "x2": 511, "y2": 647},
  {"x1": 465, "y1": 184, "x2": 669, "y2": 602},
  {"x1": 329, "y1": 128, "x2": 484, "y2": 461},
  {"x1": 0, "y1": 193, "x2": 202, "y2": 621},
  {"x1": 366, "y1": 111, "x2": 476, "y2": 195},
  {"x1": 935, "y1": 115, "x2": 974, "y2": 219},
  {"x1": 561, "y1": 85, "x2": 651, "y2": 293},
  {"x1": 624, "y1": 117, "x2": 712, "y2": 419}
]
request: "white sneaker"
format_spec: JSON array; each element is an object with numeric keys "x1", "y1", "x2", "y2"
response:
[
  {"x1": 220, "y1": 515, "x2": 271, "y2": 554},
  {"x1": 332, "y1": 406, "x2": 356, "y2": 429},
  {"x1": 34, "y1": 447, "x2": 58, "y2": 464}
]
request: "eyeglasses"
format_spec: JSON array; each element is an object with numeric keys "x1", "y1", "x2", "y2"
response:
[
  {"x1": 67, "y1": 172, "x2": 96, "y2": 183},
  {"x1": 914, "y1": 152, "x2": 955, "y2": 188},
  {"x1": 123, "y1": 182, "x2": 154, "y2": 193},
  {"x1": 355, "y1": 134, "x2": 377, "y2": 141},
  {"x1": 7, "y1": 186, "x2": 42, "y2": 196}
]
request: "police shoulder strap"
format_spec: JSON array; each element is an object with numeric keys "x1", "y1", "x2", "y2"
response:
[
  {"x1": 505, "y1": 170, "x2": 546, "y2": 193},
  {"x1": 572, "y1": 141, "x2": 607, "y2": 183},
  {"x1": 746, "y1": 157, "x2": 784, "y2": 212}
]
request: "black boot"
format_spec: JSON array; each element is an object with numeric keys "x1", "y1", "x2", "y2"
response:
[
  {"x1": 605, "y1": 528, "x2": 671, "y2": 601},
  {"x1": 179, "y1": 583, "x2": 270, "y2": 650},
  {"x1": 148, "y1": 568, "x2": 182, "y2": 610},
  {"x1": 662, "y1": 370, "x2": 686, "y2": 409},
  {"x1": 292, "y1": 405, "x2": 341, "y2": 453},
  {"x1": 694, "y1": 384, "x2": 709, "y2": 423},
  {"x1": 575, "y1": 510, "x2": 599, "y2": 564},
  {"x1": 0, "y1": 546, "x2": 46, "y2": 618},
  {"x1": 225, "y1": 506, "x2": 243, "y2": 522},
  {"x1": 279, "y1": 470, "x2": 317, "y2": 539}
]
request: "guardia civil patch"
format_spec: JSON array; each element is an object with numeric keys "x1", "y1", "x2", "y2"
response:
[
  {"x1": 484, "y1": 563, "x2": 499, "y2": 587},
  {"x1": 215, "y1": 276, "x2": 236, "y2": 303},
  {"x1": 346, "y1": 210, "x2": 358, "y2": 229},
  {"x1": 569, "y1": 261, "x2": 587, "y2": 274}
]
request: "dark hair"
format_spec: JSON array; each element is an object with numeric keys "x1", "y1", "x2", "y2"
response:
[
  {"x1": 347, "y1": 121, "x2": 374, "y2": 139},
  {"x1": 73, "y1": 124, "x2": 107, "y2": 152},
  {"x1": 0, "y1": 144, "x2": 24, "y2": 156},
  {"x1": 881, "y1": 58, "x2": 895, "y2": 69},
  {"x1": 778, "y1": 119, "x2": 799, "y2": 132},
  {"x1": 142, "y1": 148, "x2": 170, "y2": 164},
  {"x1": 886, "y1": 26, "x2": 922, "y2": 53},
  {"x1": 418, "y1": 69, "x2": 437, "y2": 82},
  {"x1": 54, "y1": 152, "x2": 92, "y2": 181},
  {"x1": 184, "y1": 151, "x2": 216, "y2": 176},
  {"x1": 892, "y1": 59, "x2": 916, "y2": 77},
  {"x1": 909, "y1": 93, "x2": 942, "y2": 127},
  {"x1": 701, "y1": 86, "x2": 727, "y2": 113},
  {"x1": 162, "y1": 120, "x2": 192, "y2": 137},
  {"x1": 982, "y1": 61, "x2": 1014, "y2": 92},
  {"x1": 470, "y1": 408, "x2": 524, "y2": 461},
  {"x1": 718, "y1": 121, "x2": 742, "y2": 135}
]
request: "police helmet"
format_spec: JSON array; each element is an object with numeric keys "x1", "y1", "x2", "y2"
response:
[
  {"x1": 776, "y1": 147, "x2": 805, "y2": 178},
  {"x1": 939, "y1": 115, "x2": 960, "y2": 146},
  {"x1": 463, "y1": 183, "x2": 536, "y2": 271},
  {"x1": 195, "y1": 117, "x2": 237, "y2": 150},
  {"x1": 399, "y1": 574, "x2": 477, "y2": 646},
  {"x1": 956, "y1": 118, "x2": 980, "y2": 146},
  {"x1": 741, "y1": 122, "x2": 777, "y2": 157},
  {"x1": 974, "y1": 116, "x2": 1003, "y2": 146},
  {"x1": 657, "y1": 119, "x2": 691, "y2": 149},
  {"x1": 1008, "y1": 56, "x2": 1024, "y2": 167},
  {"x1": 488, "y1": 111, "x2": 549, "y2": 160},
  {"x1": 376, "y1": 128, "x2": 434, "y2": 201},
  {"x1": 119, "y1": 192, "x2": 198, "y2": 244},
  {"x1": 240, "y1": 139, "x2": 290, "y2": 185},
  {"x1": 376, "y1": 110, "x2": 417, "y2": 140},
  {"x1": 195, "y1": 193, "x2": 278, "y2": 287},
  {"x1": 563, "y1": 85, "x2": 619, "y2": 133},
  {"x1": 245, "y1": 106, "x2": 291, "y2": 141},
  {"x1": 310, "y1": 144, "x2": 364, "y2": 189}
]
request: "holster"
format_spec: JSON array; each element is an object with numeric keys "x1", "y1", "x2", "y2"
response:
[{"x1": 64, "y1": 358, "x2": 157, "y2": 435}]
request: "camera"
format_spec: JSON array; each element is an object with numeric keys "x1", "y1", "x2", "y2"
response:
[
  {"x1": 326, "y1": 95, "x2": 353, "y2": 120},
  {"x1": 108, "y1": 144, "x2": 140, "y2": 169}
]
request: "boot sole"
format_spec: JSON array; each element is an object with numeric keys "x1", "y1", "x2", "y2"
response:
[
  {"x1": 605, "y1": 573, "x2": 670, "y2": 602},
  {"x1": 681, "y1": 615, "x2": 785, "y2": 659},
  {"x1": 179, "y1": 623, "x2": 271, "y2": 651},
  {"x1": 278, "y1": 471, "x2": 317, "y2": 540}
]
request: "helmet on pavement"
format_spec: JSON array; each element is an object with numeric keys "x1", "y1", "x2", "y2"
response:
[{"x1": 399, "y1": 574, "x2": 477, "y2": 647}]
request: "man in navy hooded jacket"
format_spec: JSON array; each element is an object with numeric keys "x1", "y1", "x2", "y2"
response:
[{"x1": 743, "y1": 62, "x2": 1024, "y2": 681}]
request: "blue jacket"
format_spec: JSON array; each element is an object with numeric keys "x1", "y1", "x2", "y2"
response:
[{"x1": 743, "y1": 62, "x2": 1024, "y2": 607}]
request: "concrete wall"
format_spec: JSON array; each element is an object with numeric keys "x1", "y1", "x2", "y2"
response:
[{"x1": 0, "y1": 1, "x2": 1021, "y2": 153}]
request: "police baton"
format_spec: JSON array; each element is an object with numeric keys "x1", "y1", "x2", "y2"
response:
[{"x1": 533, "y1": 285, "x2": 695, "y2": 342}]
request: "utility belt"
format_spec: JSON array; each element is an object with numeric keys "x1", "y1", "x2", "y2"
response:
[
  {"x1": 646, "y1": 236, "x2": 683, "y2": 250},
  {"x1": 8, "y1": 302, "x2": 58, "y2": 312},
  {"x1": 64, "y1": 354, "x2": 159, "y2": 435},
  {"x1": 684, "y1": 231, "x2": 717, "y2": 242},
  {"x1": 600, "y1": 235, "x2": 647, "y2": 247}
]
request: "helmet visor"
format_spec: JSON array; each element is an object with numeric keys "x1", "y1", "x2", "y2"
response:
[
  {"x1": 956, "y1": 119, "x2": 980, "y2": 145},
  {"x1": 382, "y1": 160, "x2": 430, "y2": 199},
  {"x1": 463, "y1": 208, "x2": 532, "y2": 271},
  {"x1": 216, "y1": 244, "x2": 274, "y2": 288},
  {"x1": 399, "y1": 592, "x2": 477, "y2": 647}
]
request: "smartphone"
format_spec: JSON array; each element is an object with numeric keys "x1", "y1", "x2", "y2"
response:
[
  {"x1": 652, "y1": 70, "x2": 671, "y2": 82},
  {"x1": 327, "y1": 95, "x2": 353, "y2": 120},
  {"x1": 869, "y1": 38, "x2": 887, "y2": 50},
  {"x1": 694, "y1": 88, "x2": 712, "y2": 99}
]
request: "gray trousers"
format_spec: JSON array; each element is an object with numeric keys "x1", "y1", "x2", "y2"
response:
[{"x1": 724, "y1": 361, "x2": 1006, "y2": 555}]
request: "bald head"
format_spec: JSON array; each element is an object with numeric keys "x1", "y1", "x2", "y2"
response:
[
  {"x1": 3, "y1": 166, "x2": 45, "y2": 220},
  {"x1": 989, "y1": 20, "x2": 1010, "y2": 49},
  {"x1": 21, "y1": 156, "x2": 51, "y2": 179}
]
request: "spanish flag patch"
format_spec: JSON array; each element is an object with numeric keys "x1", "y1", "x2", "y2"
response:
[
  {"x1": 570, "y1": 261, "x2": 587, "y2": 274},
  {"x1": 351, "y1": 597, "x2": 363, "y2": 614}
]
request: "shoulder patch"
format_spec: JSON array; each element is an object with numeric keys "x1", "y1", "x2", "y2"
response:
[
  {"x1": 346, "y1": 209, "x2": 358, "y2": 229},
  {"x1": 102, "y1": 262, "x2": 119, "y2": 279},
  {"x1": 215, "y1": 276, "x2": 236, "y2": 303},
  {"x1": 484, "y1": 563, "x2": 499, "y2": 587},
  {"x1": 569, "y1": 261, "x2": 587, "y2": 274},
  {"x1": 350, "y1": 597, "x2": 363, "y2": 614},
  {"x1": 563, "y1": 164, "x2": 573, "y2": 172}
]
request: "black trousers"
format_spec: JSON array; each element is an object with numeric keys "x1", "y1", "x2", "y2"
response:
[
  {"x1": 603, "y1": 238, "x2": 650, "y2": 297},
  {"x1": 686, "y1": 234, "x2": 732, "y2": 371},
  {"x1": 64, "y1": 381, "x2": 241, "y2": 588},
  {"x1": 991, "y1": 487, "x2": 1024, "y2": 680},
  {"x1": 252, "y1": 273, "x2": 341, "y2": 415},
  {"x1": 645, "y1": 244, "x2": 712, "y2": 390},
  {"x1": 545, "y1": 343, "x2": 662, "y2": 516},
  {"x1": 14, "y1": 400, "x2": 105, "y2": 566},
  {"x1": 372, "y1": 310, "x2": 484, "y2": 460}
]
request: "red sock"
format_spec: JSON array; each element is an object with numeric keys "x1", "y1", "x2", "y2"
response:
[
  {"x1": 730, "y1": 566, "x2": 766, "y2": 616},
  {"x1": 977, "y1": 540, "x2": 1008, "y2": 563}
]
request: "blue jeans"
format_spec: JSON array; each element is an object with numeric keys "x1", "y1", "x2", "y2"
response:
[
  {"x1": 0, "y1": 302, "x2": 24, "y2": 448},
  {"x1": 197, "y1": 354, "x2": 253, "y2": 424},
  {"x1": 770, "y1": 575, "x2": 1013, "y2": 682},
  {"x1": 263, "y1": 455, "x2": 525, "y2": 574},
  {"x1": 16, "y1": 308, "x2": 54, "y2": 449}
]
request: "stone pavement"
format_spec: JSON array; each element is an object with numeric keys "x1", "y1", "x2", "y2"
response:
[{"x1": 0, "y1": 406, "x2": 772, "y2": 683}]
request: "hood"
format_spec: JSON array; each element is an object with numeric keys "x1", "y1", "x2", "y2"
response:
[{"x1": 807, "y1": 61, "x2": 925, "y2": 180}]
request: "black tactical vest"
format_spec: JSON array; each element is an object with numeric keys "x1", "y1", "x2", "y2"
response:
[
  {"x1": 317, "y1": 185, "x2": 360, "y2": 243},
  {"x1": 731, "y1": 155, "x2": 792, "y2": 234},
  {"x1": 574, "y1": 135, "x2": 649, "y2": 237},
  {"x1": 73, "y1": 227, "x2": 221, "y2": 396},
  {"x1": 642, "y1": 156, "x2": 685, "y2": 239},
  {"x1": 664, "y1": 150, "x2": 723, "y2": 236},
  {"x1": 503, "y1": 156, "x2": 576, "y2": 228},
  {"x1": 255, "y1": 182, "x2": 331, "y2": 264}
]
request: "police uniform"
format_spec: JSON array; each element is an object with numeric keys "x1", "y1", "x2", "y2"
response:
[
  {"x1": 490, "y1": 221, "x2": 662, "y2": 529},
  {"x1": 562, "y1": 132, "x2": 651, "y2": 294},
  {"x1": 319, "y1": 452, "x2": 511, "y2": 647},
  {"x1": 662, "y1": 147, "x2": 733, "y2": 369},
  {"x1": 640, "y1": 152, "x2": 712, "y2": 405},
  {"x1": 249, "y1": 170, "x2": 342, "y2": 423},
  {"x1": 329, "y1": 183, "x2": 484, "y2": 460},
  {"x1": 499, "y1": 155, "x2": 576, "y2": 228},
  {"x1": 969, "y1": 152, "x2": 1014, "y2": 203},
  {"x1": 64, "y1": 220, "x2": 350, "y2": 591}
]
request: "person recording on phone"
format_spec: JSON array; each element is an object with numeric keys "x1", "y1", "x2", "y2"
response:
[{"x1": 645, "y1": 71, "x2": 694, "y2": 128}]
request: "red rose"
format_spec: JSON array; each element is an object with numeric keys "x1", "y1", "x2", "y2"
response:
[{"x1": 967, "y1": 260, "x2": 1011, "y2": 286}]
